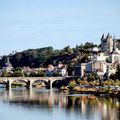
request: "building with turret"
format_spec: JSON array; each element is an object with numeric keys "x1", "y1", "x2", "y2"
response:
[
  {"x1": 2, "y1": 57, "x2": 13, "y2": 73},
  {"x1": 79, "y1": 33, "x2": 120, "y2": 79},
  {"x1": 101, "y1": 33, "x2": 120, "y2": 55},
  {"x1": 110, "y1": 38, "x2": 120, "y2": 63}
]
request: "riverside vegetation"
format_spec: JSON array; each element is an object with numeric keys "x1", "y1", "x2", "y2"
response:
[
  {"x1": 0, "y1": 42, "x2": 97, "y2": 75},
  {"x1": 0, "y1": 42, "x2": 120, "y2": 97}
]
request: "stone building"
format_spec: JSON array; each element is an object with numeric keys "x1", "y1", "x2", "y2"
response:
[
  {"x1": 2, "y1": 57, "x2": 13, "y2": 73},
  {"x1": 109, "y1": 37, "x2": 120, "y2": 63},
  {"x1": 101, "y1": 33, "x2": 120, "y2": 55}
]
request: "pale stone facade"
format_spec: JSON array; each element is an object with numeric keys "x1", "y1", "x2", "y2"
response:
[
  {"x1": 79, "y1": 33, "x2": 120, "y2": 79},
  {"x1": 101, "y1": 33, "x2": 120, "y2": 55},
  {"x1": 92, "y1": 53, "x2": 108, "y2": 62},
  {"x1": 101, "y1": 33, "x2": 113, "y2": 54},
  {"x1": 2, "y1": 57, "x2": 13, "y2": 73},
  {"x1": 80, "y1": 61, "x2": 107, "y2": 78}
]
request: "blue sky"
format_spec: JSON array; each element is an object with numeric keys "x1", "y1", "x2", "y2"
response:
[{"x1": 0, "y1": 0, "x2": 120, "y2": 55}]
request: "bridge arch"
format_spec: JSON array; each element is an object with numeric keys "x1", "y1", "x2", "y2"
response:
[
  {"x1": 0, "y1": 78, "x2": 8, "y2": 84},
  {"x1": 10, "y1": 79, "x2": 28, "y2": 88},
  {"x1": 0, "y1": 79, "x2": 8, "y2": 89},
  {"x1": 32, "y1": 79, "x2": 48, "y2": 88},
  {"x1": 0, "y1": 77, "x2": 66, "y2": 89},
  {"x1": 51, "y1": 78, "x2": 66, "y2": 89}
]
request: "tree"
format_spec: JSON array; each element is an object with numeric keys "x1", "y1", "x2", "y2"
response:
[
  {"x1": 116, "y1": 65, "x2": 120, "y2": 80},
  {"x1": 29, "y1": 72, "x2": 37, "y2": 77},
  {"x1": 109, "y1": 74, "x2": 117, "y2": 80},
  {"x1": 29, "y1": 71, "x2": 46, "y2": 77},
  {"x1": 52, "y1": 72, "x2": 61, "y2": 77},
  {"x1": 13, "y1": 67, "x2": 22, "y2": 72},
  {"x1": 67, "y1": 63, "x2": 74, "y2": 76},
  {"x1": 68, "y1": 80, "x2": 76, "y2": 89},
  {"x1": 12, "y1": 71, "x2": 23, "y2": 77},
  {"x1": 37, "y1": 71, "x2": 46, "y2": 77},
  {"x1": 80, "y1": 55, "x2": 89, "y2": 63},
  {"x1": 1, "y1": 70, "x2": 9, "y2": 77},
  {"x1": 87, "y1": 72, "x2": 99, "y2": 82},
  {"x1": 64, "y1": 46, "x2": 72, "y2": 54}
]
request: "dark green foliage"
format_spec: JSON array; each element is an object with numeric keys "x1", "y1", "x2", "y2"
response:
[
  {"x1": 76, "y1": 78, "x2": 81, "y2": 84},
  {"x1": 87, "y1": 72, "x2": 100, "y2": 81},
  {"x1": 0, "y1": 43, "x2": 98, "y2": 69},
  {"x1": 29, "y1": 71, "x2": 46, "y2": 77},
  {"x1": 1, "y1": 70, "x2": 10, "y2": 77},
  {"x1": 12, "y1": 71, "x2": 23, "y2": 77},
  {"x1": 109, "y1": 74, "x2": 117, "y2": 80},
  {"x1": 9, "y1": 47, "x2": 54, "y2": 68},
  {"x1": 80, "y1": 55, "x2": 89, "y2": 63},
  {"x1": 13, "y1": 67, "x2": 22, "y2": 72},
  {"x1": 52, "y1": 72, "x2": 61, "y2": 77},
  {"x1": 67, "y1": 63, "x2": 74, "y2": 76},
  {"x1": 11, "y1": 67, "x2": 23, "y2": 77}
]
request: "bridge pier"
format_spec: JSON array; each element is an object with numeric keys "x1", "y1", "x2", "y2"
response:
[
  {"x1": 6, "y1": 79, "x2": 12, "y2": 90},
  {"x1": 47, "y1": 80, "x2": 53, "y2": 89},
  {"x1": 7, "y1": 88, "x2": 13, "y2": 100},
  {"x1": 26, "y1": 80, "x2": 33, "y2": 90},
  {"x1": 0, "y1": 77, "x2": 65, "y2": 90}
]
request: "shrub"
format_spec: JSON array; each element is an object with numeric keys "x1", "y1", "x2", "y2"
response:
[{"x1": 68, "y1": 80, "x2": 76, "y2": 89}]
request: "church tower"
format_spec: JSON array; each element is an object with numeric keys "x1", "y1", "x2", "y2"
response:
[{"x1": 101, "y1": 33, "x2": 113, "y2": 54}]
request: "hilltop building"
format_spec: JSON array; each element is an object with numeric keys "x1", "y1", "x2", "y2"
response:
[
  {"x1": 109, "y1": 39, "x2": 120, "y2": 63},
  {"x1": 2, "y1": 57, "x2": 13, "y2": 73},
  {"x1": 101, "y1": 33, "x2": 120, "y2": 55},
  {"x1": 76, "y1": 33, "x2": 120, "y2": 79}
]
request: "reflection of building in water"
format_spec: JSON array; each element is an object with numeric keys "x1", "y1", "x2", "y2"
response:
[
  {"x1": 81, "y1": 97, "x2": 86, "y2": 114},
  {"x1": 67, "y1": 95, "x2": 120, "y2": 120},
  {"x1": 0, "y1": 89, "x2": 119, "y2": 120},
  {"x1": 0, "y1": 89, "x2": 68, "y2": 109}
]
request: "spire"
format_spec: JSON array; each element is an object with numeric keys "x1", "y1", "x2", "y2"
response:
[
  {"x1": 106, "y1": 33, "x2": 110, "y2": 39},
  {"x1": 113, "y1": 35, "x2": 115, "y2": 39},
  {"x1": 113, "y1": 36, "x2": 116, "y2": 51},
  {"x1": 101, "y1": 33, "x2": 105, "y2": 40}
]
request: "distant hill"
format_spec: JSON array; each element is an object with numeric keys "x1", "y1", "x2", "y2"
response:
[{"x1": 0, "y1": 43, "x2": 98, "y2": 68}]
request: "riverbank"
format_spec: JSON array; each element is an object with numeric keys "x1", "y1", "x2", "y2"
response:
[{"x1": 60, "y1": 85, "x2": 120, "y2": 98}]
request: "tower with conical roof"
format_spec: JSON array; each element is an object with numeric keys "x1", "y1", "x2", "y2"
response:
[
  {"x1": 101, "y1": 34, "x2": 105, "y2": 40},
  {"x1": 101, "y1": 33, "x2": 113, "y2": 54}
]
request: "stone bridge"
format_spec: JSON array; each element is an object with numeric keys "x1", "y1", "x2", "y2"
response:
[{"x1": 0, "y1": 77, "x2": 66, "y2": 89}]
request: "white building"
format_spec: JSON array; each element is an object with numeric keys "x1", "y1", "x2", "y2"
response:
[
  {"x1": 109, "y1": 38, "x2": 120, "y2": 63},
  {"x1": 80, "y1": 34, "x2": 120, "y2": 79},
  {"x1": 92, "y1": 52, "x2": 108, "y2": 62},
  {"x1": 80, "y1": 61, "x2": 107, "y2": 78},
  {"x1": 107, "y1": 64, "x2": 117, "y2": 78},
  {"x1": 2, "y1": 57, "x2": 13, "y2": 73}
]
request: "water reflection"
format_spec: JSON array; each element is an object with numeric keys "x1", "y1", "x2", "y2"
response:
[{"x1": 0, "y1": 88, "x2": 119, "y2": 120}]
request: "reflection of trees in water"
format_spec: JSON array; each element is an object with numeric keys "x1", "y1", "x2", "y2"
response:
[
  {"x1": 66, "y1": 96, "x2": 120, "y2": 120},
  {"x1": 0, "y1": 89, "x2": 120, "y2": 120},
  {"x1": 66, "y1": 96, "x2": 96, "y2": 119},
  {"x1": 118, "y1": 107, "x2": 120, "y2": 120}
]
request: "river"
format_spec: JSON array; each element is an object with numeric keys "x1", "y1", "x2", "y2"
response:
[{"x1": 0, "y1": 87, "x2": 119, "y2": 120}]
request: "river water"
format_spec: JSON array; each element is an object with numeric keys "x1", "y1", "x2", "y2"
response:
[{"x1": 0, "y1": 88, "x2": 119, "y2": 120}]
